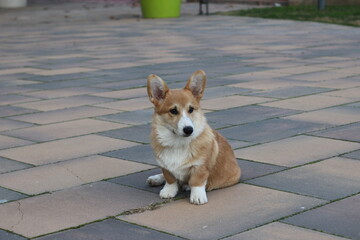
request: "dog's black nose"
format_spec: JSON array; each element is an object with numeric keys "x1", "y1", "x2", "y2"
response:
[{"x1": 183, "y1": 126, "x2": 193, "y2": 136}]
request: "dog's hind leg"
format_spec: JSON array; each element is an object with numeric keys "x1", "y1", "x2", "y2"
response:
[{"x1": 147, "y1": 173, "x2": 165, "y2": 186}]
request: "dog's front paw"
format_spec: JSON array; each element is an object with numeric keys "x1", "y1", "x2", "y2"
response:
[
  {"x1": 159, "y1": 182, "x2": 178, "y2": 199},
  {"x1": 147, "y1": 174, "x2": 165, "y2": 186},
  {"x1": 190, "y1": 186, "x2": 208, "y2": 205}
]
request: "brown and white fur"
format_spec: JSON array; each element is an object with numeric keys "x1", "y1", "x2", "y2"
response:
[{"x1": 146, "y1": 70, "x2": 241, "y2": 205}]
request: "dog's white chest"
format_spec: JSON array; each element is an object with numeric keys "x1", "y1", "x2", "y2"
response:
[{"x1": 157, "y1": 146, "x2": 196, "y2": 181}]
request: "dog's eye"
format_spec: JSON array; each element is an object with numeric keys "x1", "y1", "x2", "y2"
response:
[
  {"x1": 188, "y1": 106, "x2": 194, "y2": 114},
  {"x1": 170, "y1": 108, "x2": 178, "y2": 115}
]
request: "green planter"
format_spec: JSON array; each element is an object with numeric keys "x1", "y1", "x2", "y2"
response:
[{"x1": 141, "y1": 0, "x2": 181, "y2": 18}]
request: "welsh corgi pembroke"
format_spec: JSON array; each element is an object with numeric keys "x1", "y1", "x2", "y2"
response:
[{"x1": 146, "y1": 70, "x2": 241, "y2": 205}]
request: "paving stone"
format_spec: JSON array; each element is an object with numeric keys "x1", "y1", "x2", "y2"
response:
[
  {"x1": 282, "y1": 194, "x2": 360, "y2": 240},
  {"x1": 99, "y1": 124, "x2": 151, "y2": 144},
  {"x1": 0, "y1": 135, "x2": 138, "y2": 165},
  {"x1": 247, "y1": 86, "x2": 332, "y2": 99},
  {"x1": 202, "y1": 86, "x2": 253, "y2": 100},
  {"x1": 14, "y1": 95, "x2": 112, "y2": 111},
  {"x1": 201, "y1": 95, "x2": 271, "y2": 110},
  {"x1": 206, "y1": 105, "x2": 300, "y2": 126},
  {"x1": 311, "y1": 122, "x2": 360, "y2": 142},
  {"x1": 247, "y1": 157, "x2": 360, "y2": 200},
  {"x1": 235, "y1": 135, "x2": 360, "y2": 167},
  {"x1": 0, "y1": 105, "x2": 37, "y2": 117},
  {"x1": 343, "y1": 149, "x2": 360, "y2": 160},
  {"x1": 5, "y1": 119, "x2": 127, "y2": 142},
  {"x1": 0, "y1": 229, "x2": 26, "y2": 240},
  {"x1": 220, "y1": 119, "x2": 330, "y2": 143},
  {"x1": 109, "y1": 168, "x2": 162, "y2": 194},
  {"x1": 9, "y1": 106, "x2": 118, "y2": 125},
  {"x1": 0, "y1": 155, "x2": 154, "y2": 195},
  {"x1": 0, "y1": 187, "x2": 27, "y2": 204},
  {"x1": 0, "y1": 135, "x2": 32, "y2": 150},
  {"x1": 118, "y1": 184, "x2": 326, "y2": 240},
  {"x1": 91, "y1": 87, "x2": 147, "y2": 99},
  {"x1": 95, "y1": 97, "x2": 152, "y2": 111},
  {"x1": 22, "y1": 87, "x2": 106, "y2": 99},
  {"x1": 0, "y1": 182, "x2": 161, "y2": 238},
  {"x1": 237, "y1": 159, "x2": 286, "y2": 181},
  {"x1": 261, "y1": 95, "x2": 354, "y2": 111},
  {"x1": 321, "y1": 87, "x2": 360, "y2": 100},
  {"x1": 284, "y1": 106, "x2": 360, "y2": 125},
  {"x1": 223, "y1": 222, "x2": 348, "y2": 240},
  {"x1": 0, "y1": 157, "x2": 32, "y2": 174},
  {"x1": 0, "y1": 94, "x2": 39, "y2": 106},
  {"x1": 97, "y1": 108, "x2": 153, "y2": 125},
  {"x1": 103, "y1": 144, "x2": 156, "y2": 166},
  {"x1": 0, "y1": 119, "x2": 33, "y2": 132},
  {"x1": 36, "y1": 219, "x2": 183, "y2": 240}
]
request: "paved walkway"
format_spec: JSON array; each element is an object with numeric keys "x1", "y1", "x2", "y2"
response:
[{"x1": 0, "y1": 2, "x2": 360, "y2": 240}]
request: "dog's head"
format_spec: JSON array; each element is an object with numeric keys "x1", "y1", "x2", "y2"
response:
[{"x1": 147, "y1": 70, "x2": 207, "y2": 139}]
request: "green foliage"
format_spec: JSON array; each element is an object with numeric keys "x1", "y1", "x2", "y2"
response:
[{"x1": 220, "y1": 5, "x2": 360, "y2": 27}]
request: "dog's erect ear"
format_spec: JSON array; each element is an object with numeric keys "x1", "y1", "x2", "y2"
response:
[
  {"x1": 147, "y1": 74, "x2": 169, "y2": 104},
  {"x1": 185, "y1": 70, "x2": 206, "y2": 101}
]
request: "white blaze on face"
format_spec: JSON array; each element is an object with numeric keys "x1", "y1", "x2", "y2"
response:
[{"x1": 177, "y1": 109, "x2": 194, "y2": 136}]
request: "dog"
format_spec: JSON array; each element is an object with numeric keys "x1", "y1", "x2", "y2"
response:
[{"x1": 146, "y1": 70, "x2": 241, "y2": 205}]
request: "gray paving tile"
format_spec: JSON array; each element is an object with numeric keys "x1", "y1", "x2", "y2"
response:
[
  {"x1": 97, "y1": 109, "x2": 152, "y2": 125},
  {"x1": 238, "y1": 159, "x2": 286, "y2": 181},
  {"x1": 282, "y1": 194, "x2": 360, "y2": 239},
  {"x1": 311, "y1": 122, "x2": 360, "y2": 142},
  {"x1": 220, "y1": 119, "x2": 330, "y2": 143},
  {"x1": 0, "y1": 187, "x2": 27, "y2": 204},
  {"x1": 36, "y1": 219, "x2": 183, "y2": 240},
  {"x1": 0, "y1": 157, "x2": 32, "y2": 174},
  {"x1": 109, "y1": 168, "x2": 162, "y2": 193},
  {"x1": 247, "y1": 157, "x2": 360, "y2": 200},
  {"x1": 343, "y1": 149, "x2": 360, "y2": 160},
  {"x1": 0, "y1": 106, "x2": 37, "y2": 117},
  {"x1": 99, "y1": 124, "x2": 151, "y2": 144},
  {"x1": 102, "y1": 144, "x2": 156, "y2": 165},
  {"x1": 0, "y1": 230, "x2": 26, "y2": 240},
  {"x1": 248, "y1": 86, "x2": 333, "y2": 99},
  {"x1": 206, "y1": 105, "x2": 301, "y2": 126}
]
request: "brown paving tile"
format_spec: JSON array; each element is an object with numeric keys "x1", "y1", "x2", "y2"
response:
[
  {"x1": 235, "y1": 136, "x2": 360, "y2": 167},
  {"x1": 321, "y1": 87, "x2": 360, "y2": 100},
  {"x1": 32, "y1": 67, "x2": 96, "y2": 76},
  {"x1": 284, "y1": 107, "x2": 360, "y2": 125},
  {"x1": 0, "y1": 182, "x2": 161, "y2": 238},
  {"x1": 261, "y1": 95, "x2": 354, "y2": 111},
  {"x1": 14, "y1": 95, "x2": 112, "y2": 111},
  {"x1": 201, "y1": 95, "x2": 271, "y2": 110},
  {"x1": 0, "y1": 155, "x2": 154, "y2": 195},
  {"x1": 118, "y1": 184, "x2": 326, "y2": 240},
  {"x1": 22, "y1": 87, "x2": 105, "y2": 99},
  {"x1": 0, "y1": 119, "x2": 33, "y2": 132},
  {"x1": 9, "y1": 106, "x2": 119, "y2": 125},
  {"x1": 223, "y1": 222, "x2": 348, "y2": 240},
  {"x1": 91, "y1": 87, "x2": 147, "y2": 99},
  {"x1": 95, "y1": 97, "x2": 152, "y2": 111},
  {"x1": 0, "y1": 135, "x2": 138, "y2": 165},
  {"x1": 5, "y1": 119, "x2": 127, "y2": 142},
  {"x1": 0, "y1": 135, "x2": 32, "y2": 150}
]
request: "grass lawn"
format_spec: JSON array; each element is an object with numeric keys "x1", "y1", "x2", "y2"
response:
[{"x1": 219, "y1": 5, "x2": 360, "y2": 27}]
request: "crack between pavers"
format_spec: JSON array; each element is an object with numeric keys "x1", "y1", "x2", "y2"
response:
[
  {"x1": 119, "y1": 199, "x2": 173, "y2": 216},
  {"x1": 10, "y1": 201, "x2": 24, "y2": 231}
]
